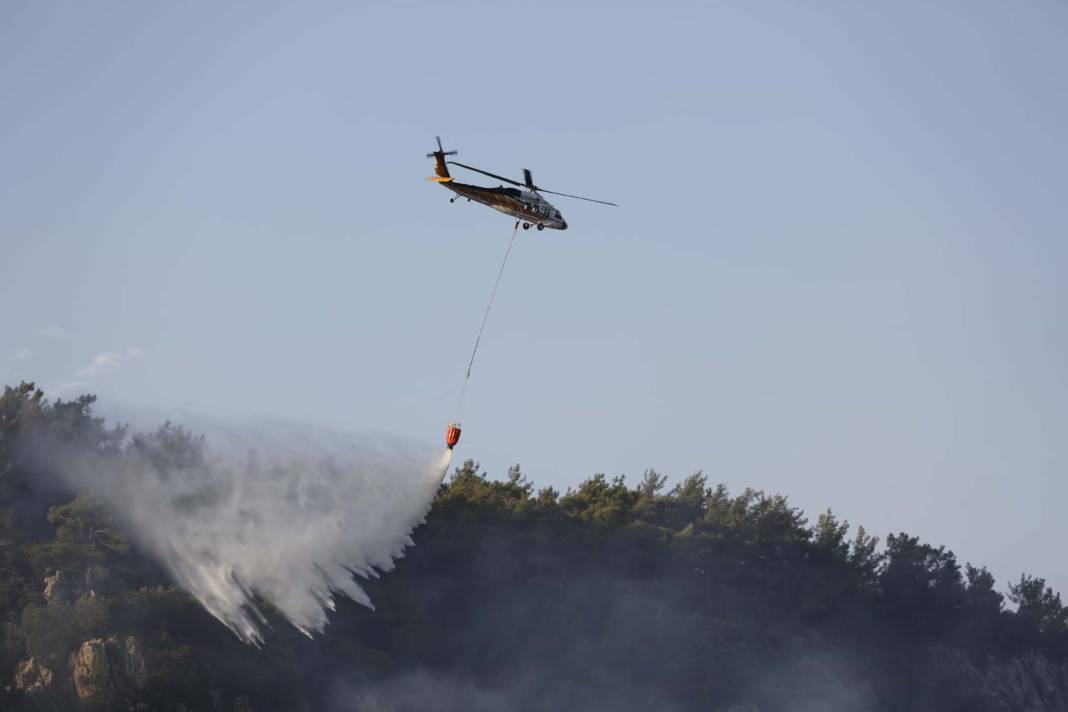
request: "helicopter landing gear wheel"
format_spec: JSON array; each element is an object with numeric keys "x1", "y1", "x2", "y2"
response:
[
  {"x1": 536, "y1": 224, "x2": 545, "y2": 231},
  {"x1": 522, "y1": 222, "x2": 531, "y2": 230},
  {"x1": 449, "y1": 197, "x2": 457, "y2": 203}
]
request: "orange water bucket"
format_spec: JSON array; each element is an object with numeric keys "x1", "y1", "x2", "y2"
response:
[{"x1": 445, "y1": 422, "x2": 462, "y2": 449}]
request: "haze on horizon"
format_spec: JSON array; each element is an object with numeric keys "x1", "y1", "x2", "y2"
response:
[{"x1": 2, "y1": 1, "x2": 1065, "y2": 597}]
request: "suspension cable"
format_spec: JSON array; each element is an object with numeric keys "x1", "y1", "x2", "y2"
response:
[{"x1": 464, "y1": 221, "x2": 520, "y2": 381}]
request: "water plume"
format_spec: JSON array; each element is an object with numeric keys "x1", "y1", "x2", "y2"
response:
[{"x1": 28, "y1": 416, "x2": 452, "y2": 644}]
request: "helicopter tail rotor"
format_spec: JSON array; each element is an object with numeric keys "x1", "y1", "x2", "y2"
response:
[
  {"x1": 427, "y1": 136, "x2": 458, "y2": 182},
  {"x1": 426, "y1": 136, "x2": 458, "y2": 159}
]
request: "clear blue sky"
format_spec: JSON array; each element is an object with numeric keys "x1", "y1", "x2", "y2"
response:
[{"x1": 2, "y1": 2, "x2": 1066, "y2": 595}]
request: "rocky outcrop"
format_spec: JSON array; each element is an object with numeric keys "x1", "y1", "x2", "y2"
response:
[
  {"x1": 117, "y1": 634, "x2": 148, "y2": 688},
  {"x1": 14, "y1": 657, "x2": 54, "y2": 693},
  {"x1": 70, "y1": 638, "x2": 109, "y2": 706},
  {"x1": 69, "y1": 635, "x2": 148, "y2": 706},
  {"x1": 42, "y1": 569, "x2": 75, "y2": 604}
]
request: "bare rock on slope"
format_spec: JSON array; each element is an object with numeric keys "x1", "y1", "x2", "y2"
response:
[
  {"x1": 69, "y1": 635, "x2": 147, "y2": 706},
  {"x1": 14, "y1": 657, "x2": 54, "y2": 693}
]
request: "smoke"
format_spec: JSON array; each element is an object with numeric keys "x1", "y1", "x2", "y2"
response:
[
  {"x1": 23, "y1": 416, "x2": 451, "y2": 645},
  {"x1": 331, "y1": 670, "x2": 517, "y2": 712}
]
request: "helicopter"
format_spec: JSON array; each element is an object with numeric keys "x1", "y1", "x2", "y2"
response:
[{"x1": 426, "y1": 137, "x2": 616, "y2": 230}]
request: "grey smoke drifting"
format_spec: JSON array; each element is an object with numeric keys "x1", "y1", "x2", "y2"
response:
[{"x1": 28, "y1": 416, "x2": 451, "y2": 644}]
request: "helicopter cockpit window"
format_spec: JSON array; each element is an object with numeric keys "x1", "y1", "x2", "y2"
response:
[{"x1": 555, "y1": 211, "x2": 561, "y2": 219}]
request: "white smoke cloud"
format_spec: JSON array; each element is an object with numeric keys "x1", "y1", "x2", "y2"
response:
[
  {"x1": 9, "y1": 348, "x2": 32, "y2": 362},
  {"x1": 55, "y1": 380, "x2": 92, "y2": 395},
  {"x1": 75, "y1": 347, "x2": 143, "y2": 377},
  {"x1": 32, "y1": 417, "x2": 451, "y2": 644},
  {"x1": 35, "y1": 326, "x2": 66, "y2": 338}
]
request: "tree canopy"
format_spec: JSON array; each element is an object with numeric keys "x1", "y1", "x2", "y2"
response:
[{"x1": 1, "y1": 382, "x2": 1066, "y2": 711}]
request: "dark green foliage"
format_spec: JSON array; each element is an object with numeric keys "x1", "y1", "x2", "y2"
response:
[
  {"x1": 880, "y1": 533, "x2": 965, "y2": 635},
  {"x1": 964, "y1": 564, "x2": 1004, "y2": 616},
  {"x1": 813, "y1": 509, "x2": 850, "y2": 559},
  {"x1": 560, "y1": 472, "x2": 637, "y2": 524},
  {"x1": 1010, "y1": 574, "x2": 1067, "y2": 635},
  {"x1": 20, "y1": 602, "x2": 78, "y2": 664},
  {"x1": 850, "y1": 525, "x2": 883, "y2": 584},
  {"x1": 0, "y1": 384, "x2": 1066, "y2": 711}
]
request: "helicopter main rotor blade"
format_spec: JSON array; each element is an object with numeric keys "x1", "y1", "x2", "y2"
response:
[
  {"x1": 536, "y1": 188, "x2": 618, "y2": 207},
  {"x1": 449, "y1": 160, "x2": 618, "y2": 205},
  {"x1": 447, "y1": 161, "x2": 524, "y2": 188}
]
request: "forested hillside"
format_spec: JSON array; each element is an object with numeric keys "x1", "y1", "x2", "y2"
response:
[{"x1": 2, "y1": 382, "x2": 1067, "y2": 711}]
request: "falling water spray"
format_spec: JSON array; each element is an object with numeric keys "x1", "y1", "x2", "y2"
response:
[{"x1": 25, "y1": 417, "x2": 454, "y2": 644}]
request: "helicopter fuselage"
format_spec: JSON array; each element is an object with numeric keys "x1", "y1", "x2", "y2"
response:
[{"x1": 444, "y1": 181, "x2": 567, "y2": 230}]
